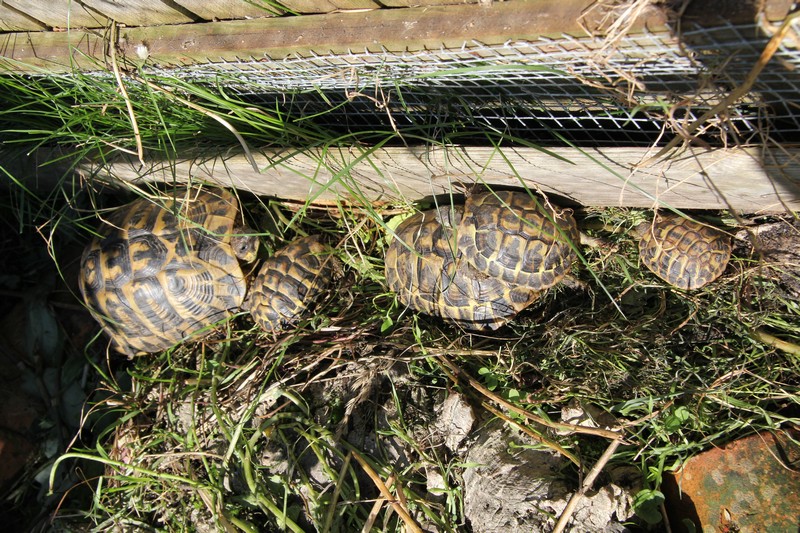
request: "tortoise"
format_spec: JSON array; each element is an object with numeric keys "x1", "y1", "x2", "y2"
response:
[
  {"x1": 458, "y1": 190, "x2": 580, "y2": 290},
  {"x1": 247, "y1": 235, "x2": 340, "y2": 333},
  {"x1": 636, "y1": 213, "x2": 732, "y2": 290},
  {"x1": 79, "y1": 187, "x2": 259, "y2": 355},
  {"x1": 384, "y1": 205, "x2": 540, "y2": 330}
]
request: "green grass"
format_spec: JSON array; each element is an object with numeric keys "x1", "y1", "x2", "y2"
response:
[{"x1": 1, "y1": 58, "x2": 799, "y2": 533}]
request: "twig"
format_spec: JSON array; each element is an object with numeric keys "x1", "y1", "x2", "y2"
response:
[
  {"x1": 350, "y1": 451, "x2": 423, "y2": 533},
  {"x1": 661, "y1": 500, "x2": 673, "y2": 533},
  {"x1": 552, "y1": 438, "x2": 623, "y2": 533},
  {"x1": 108, "y1": 22, "x2": 144, "y2": 165},
  {"x1": 641, "y1": 9, "x2": 800, "y2": 166},
  {"x1": 362, "y1": 497, "x2": 385, "y2": 533},
  {"x1": 436, "y1": 355, "x2": 624, "y2": 440},
  {"x1": 752, "y1": 328, "x2": 800, "y2": 356},
  {"x1": 482, "y1": 401, "x2": 582, "y2": 467}
]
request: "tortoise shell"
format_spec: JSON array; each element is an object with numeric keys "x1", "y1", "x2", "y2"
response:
[
  {"x1": 384, "y1": 206, "x2": 539, "y2": 330},
  {"x1": 79, "y1": 187, "x2": 258, "y2": 355},
  {"x1": 247, "y1": 236, "x2": 340, "y2": 333},
  {"x1": 458, "y1": 191, "x2": 579, "y2": 290},
  {"x1": 637, "y1": 213, "x2": 731, "y2": 290}
]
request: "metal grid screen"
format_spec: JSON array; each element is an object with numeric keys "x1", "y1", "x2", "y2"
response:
[{"x1": 141, "y1": 20, "x2": 800, "y2": 146}]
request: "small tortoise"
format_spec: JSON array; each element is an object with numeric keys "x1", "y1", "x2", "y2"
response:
[
  {"x1": 385, "y1": 205, "x2": 540, "y2": 330},
  {"x1": 458, "y1": 191, "x2": 580, "y2": 290},
  {"x1": 637, "y1": 213, "x2": 732, "y2": 290},
  {"x1": 79, "y1": 187, "x2": 258, "y2": 355},
  {"x1": 247, "y1": 235, "x2": 340, "y2": 333}
]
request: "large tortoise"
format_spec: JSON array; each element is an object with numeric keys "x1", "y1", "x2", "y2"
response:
[
  {"x1": 385, "y1": 191, "x2": 578, "y2": 330},
  {"x1": 384, "y1": 206, "x2": 540, "y2": 330},
  {"x1": 637, "y1": 213, "x2": 732, "y2": 290},
  {"x1": 79, "y1": 187, "x2": 258, "y2": 355}
]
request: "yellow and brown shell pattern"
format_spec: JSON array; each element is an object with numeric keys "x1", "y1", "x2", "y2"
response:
[
  {"x1": 458, "y1": 190, "x2": 580, "y2": 290},
  {"x1": 385, "y1": 204, "x2": 544, "y2": 330},
  {"x1": 79, "y1": 188, "x2": 257, "y2": 355},
  {"x1": 247, "y1": 235, "x2": 340, "y2": 333},
  {"x1": 637, "y1": 213, "x2": 731, "y2": 290}
]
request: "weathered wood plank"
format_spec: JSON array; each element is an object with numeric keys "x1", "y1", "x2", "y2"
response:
[
  {"x1": 80, "y1": 0, "x2": 195, "y2": 26},
  {"x1": 280, "y1": 0, "x2": 381, "y2": 11},
  {"x1": 0, "y1": 3, "x2": 46, "y2": 31},
  {"x1": 0, "y1": 0, "x2": 788, "y2": 34},
  {"x1": 0, "y1": 0, "x2": 669, "y2": 72},
  {"x1": 0, "y1": 0, "x2": 488, "y2": 31},
  {"x1": 173, "y1": 0, "x2": 278, "y2": 20},
  {"x1": 0, "y1": 29, "x2": 107, "y2": 72},
  {"x1": 75, "y1": 146, "x2": 800, "y2": 212},
  {"x1": 152, "y1": 0, "x2": 656, "y2": 65},
  {"x1": 121, "y1": 0, "x2": 633, "y2": 67},
  {"x1": 4, "y1": 0, "x2": 107, "y2": 29},
  {"x1": 376, "y1": 0, "x2": 469, "y2": 6}
]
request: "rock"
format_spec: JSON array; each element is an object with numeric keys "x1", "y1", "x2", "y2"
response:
[
  {"x1": 558, "y1": 401, "x2": 617, "y2": 435},
  {"x1": 435, "y1": 393, "x2": 475, "y2": 452},
  {"x1": 425, "y1": 466, "x2": 447, "y2": 502},
  {"x1": 736, "y1": 219, "x2": 800, "y2": 299},
  {"x1": 462, "y1": 421, "x2": 636, "y2": 532}
]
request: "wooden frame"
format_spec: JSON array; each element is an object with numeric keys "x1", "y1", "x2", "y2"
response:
[{"x1": 11, "y1": 145, "x2": 797, "y2": 212}]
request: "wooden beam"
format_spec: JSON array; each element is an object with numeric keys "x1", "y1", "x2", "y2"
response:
[
  {"x1": 70, "y1": 146, "x2": 799, "y2": 213},
  {"x1": 3, "y1": 0, "x2": 791, "y2": 33},
  {"x1": 0, "y1": 29, "x2": 108, "y2": 72},
  {"x1": 122, "y1": 0, "x2": 618, "y2": 64},
  {"x1": 79, "y1": 0, "x2": 196, "y2": 26},
  {"x1": 280, "y1": 0, "x2": 382, "y2": 12},
  {"x1": 172, "y1": 0, "x2": 275, "y2": 20},
  {"x1": 0, "y1": 3, "x2": 46, "y2": 31},
  {"x1": 4, "y1": 0, "x2": 107, "y2": 29},
  {"x1": 2, "y1": 0, "x2": 478, "y2": 31},
  {"x1": 0, "y1": 0, "x2": 669, "y2": 72}
]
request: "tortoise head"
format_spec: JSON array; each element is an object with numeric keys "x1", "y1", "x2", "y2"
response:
[
  {"x1": 231, "y1": 226, "x2": 259, "y2": 263},
  {"x1": 633, "y1": 220, "x2": 651, "y2": 239}
]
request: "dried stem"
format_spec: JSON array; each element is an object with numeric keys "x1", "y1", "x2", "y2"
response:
[
  {"x1": 552, "y1": 438, "x2": 623, "y2": 533},
  {"x1": 436, "y1": 354, "x2": 624, "y2": 440}
]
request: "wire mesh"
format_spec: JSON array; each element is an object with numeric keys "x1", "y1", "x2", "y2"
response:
[{"x1": 140, "y1": 20, "x2": 800, "y2": 146}]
